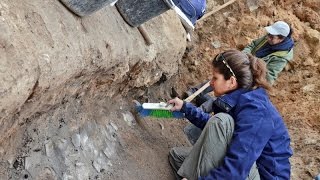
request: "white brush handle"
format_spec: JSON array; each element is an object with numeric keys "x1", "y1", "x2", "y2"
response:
[{"x1": 142, "y1": 102, "x2": 173, "y2": 110}]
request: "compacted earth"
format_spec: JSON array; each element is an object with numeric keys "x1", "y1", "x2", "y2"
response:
[{"x1": 0, "y1": 0, "x2": 319, "y2": 179}]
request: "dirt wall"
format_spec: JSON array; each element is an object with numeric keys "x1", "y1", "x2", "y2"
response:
[
  {"x1": 0, "y1": 0, "x2": 319, "y2": 179},
  {"x1": 0, "y1": 0, "x2": 186, "y2": 142}
]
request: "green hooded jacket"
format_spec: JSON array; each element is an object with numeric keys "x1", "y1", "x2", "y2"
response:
[{"x1": 242, "y1": 35, "x2": 294, "y2": 84}]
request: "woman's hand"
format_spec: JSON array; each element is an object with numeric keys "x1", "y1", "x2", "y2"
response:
[{"x1": 168, "y1": 97, "x2": 184, "y2": 111}]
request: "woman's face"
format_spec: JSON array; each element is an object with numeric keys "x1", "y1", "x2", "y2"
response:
[{"x1": 210, "y1": 68, "x2": 236, "y2": 97}]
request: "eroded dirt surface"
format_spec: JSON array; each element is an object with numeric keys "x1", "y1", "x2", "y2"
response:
[{"x1": 0, "y1": 0, "x2": 319, "y2": 179}]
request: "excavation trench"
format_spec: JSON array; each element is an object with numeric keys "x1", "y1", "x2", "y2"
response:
[{"x1": 1, "y1": 0, "x2": 320, "y2": 179}]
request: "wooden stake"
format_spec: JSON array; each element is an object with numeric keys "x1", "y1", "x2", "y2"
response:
[
  {"x1": 198, "y1": 0, "x2": 237, "y2": 22},
  {"x1": 184, "y1": 81, "x2": 211, "y2": 102},
  {"x1": 137, "y1": 25, "x2": 153, "y2": 46}
]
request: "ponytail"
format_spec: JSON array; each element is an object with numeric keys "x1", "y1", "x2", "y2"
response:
[{"x1": 247, "y1": 54, "x2": 272, "y2": 90}]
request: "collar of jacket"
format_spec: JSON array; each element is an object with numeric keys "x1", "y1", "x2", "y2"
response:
[
  {"x1": 254, "y1": 35, "x2": 294, "y2": 58},
  {"x1": 270, "y1": 50, "x2": 292, "y2": 57},
  {"x1": 213, "y1": 88, "x2": 250, "y2": 112}
]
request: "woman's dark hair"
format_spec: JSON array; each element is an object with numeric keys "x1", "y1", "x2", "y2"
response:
[{"x1": 212, "y1": 49, "x2": 271, "y2": 90}]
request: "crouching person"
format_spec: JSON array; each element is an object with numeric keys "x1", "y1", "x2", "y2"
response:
[{"x1": 168, "y1": 50, "x2": 293, "y2": 180}]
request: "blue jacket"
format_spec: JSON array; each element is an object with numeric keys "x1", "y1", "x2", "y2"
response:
[
  {"x1": 172, "y1": 0, "x2": 206, "y2": 24},
  {"x1": 181, "y1": 88, "x2": 293, "y2": 180}
]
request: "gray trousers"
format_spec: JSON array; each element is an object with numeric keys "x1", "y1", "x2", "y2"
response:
[{"x1": 169, "y1": 113, "x2": 260, "y2": 180}]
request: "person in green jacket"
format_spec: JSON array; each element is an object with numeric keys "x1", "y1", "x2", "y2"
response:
[
  {"x1": 242, "y1": 20, "x2": 294, "y2": 84},
  {"x1": 180, "y1": 21, "x2": 295, "y2": 145}
]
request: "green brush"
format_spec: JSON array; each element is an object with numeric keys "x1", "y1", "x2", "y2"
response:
[
  {"x1": 134, "y1": 101, "x2": 184, "y2": 118},
  {"x1": 133, "y1": 81, "x2": 211, "y2": 118}
]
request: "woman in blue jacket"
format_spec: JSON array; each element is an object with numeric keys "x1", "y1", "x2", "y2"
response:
[{"x1": 168, "y1": 49, "x2": 293, "y2": 180}]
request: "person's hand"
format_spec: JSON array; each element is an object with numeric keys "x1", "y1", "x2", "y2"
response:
[
  {"x1": 168, "y1": 97, "x2": 184, "y2": 111},
  {"x1": 181, "y1": 178, "x2": 188, "y2": 180}
]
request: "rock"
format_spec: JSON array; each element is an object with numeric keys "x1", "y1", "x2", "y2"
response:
[
  {"x1": 211, "y1": 40, "x2": 221, "y2": 48},
  {"x1": 7, "y1": 156, "x2": 15, "y2": 168},
  {"x1": 80, "y1": 129, "x2": 89, "y2": 148},
  {"x1": 303, "y1": 57, "x2": 318, "y2": 67},
  {"x1": 74, "y1": 162, "x2": 90, "y2": 180},
  {"x1": 302, "y1": 84, "x2": 316, "y2": 93},
  {"x1": 24, "y1": 152, "x2": 46, "y2": 178},
  {"x1": 103, "y1": 123, "x2": 118, "y2": 142},
  {"x1": 227, "y1": 17, "x2": 237, "y2": 24},
  {"x1": 305, "y1": 28, "x2": 320, "y2": 44},
  {"x1": 304, "y1": 138, "x2": 317, "y2": 145},
  {"x1": 103, "y1": 142, "x2": 116, "y2": 159},
  {"x1": 315, "y1": 49, "x2": 320, "y2": 60},
  {"x1": 246, "y1": 0, "x2": 260, "y2": 12},
  {"x1": 122, "y1": 111, "x2": 136, "y2": 126},
  {"x1": 75, "y1": 161, "x2": 85, "y2": 167},
  {"x1": 109, "y1": 122, "x2": 118, "y2": 131},
  {"x1": 0, "y1": 21, "x2": 10, "y2": 48},
  {"x1": 92, "y1": 152, "x2": 109, "y2": 173},
  {"x1": 84, "y1": 121, "x2": 98, "y2": 137},
  {"x1": 56, "y1": 138, "x2": 69, "y2": 151},
  {"x1": 71, "y1": 133, "x2": 81, "y2": 148},
  {"x1": 0, "y1": 147, "x2": 4, "y2": 156},
  {"x1": 159, "y1": 122, "x2": 164, "y2": 130},
  {"x1": 45, "y1": 140, "x2": 55, "y2": 157},
  {"x1": 36, "y1": 167, "x2": 57, "y2": 180},
  {"x1": 62, "y1": 173, "x2": 74, "y2": 180},
  {"x1": 25, "y1": 152, "x2": 42, "y2": 170}
]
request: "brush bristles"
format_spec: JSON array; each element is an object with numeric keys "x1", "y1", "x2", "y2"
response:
[{"x1": 149, "y1": 110, "x2": 174, "y2": 118}]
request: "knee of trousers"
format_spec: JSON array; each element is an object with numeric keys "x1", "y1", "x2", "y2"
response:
[
  {"x1": 208, "y1": 112, "x2": 235, "y2": 133},
  {"x1": 168, "y1": 147, "x2": 182, "y2": 162},
  {"x1": 169, "y1": 148, "x2": 175, "y2": 159}
]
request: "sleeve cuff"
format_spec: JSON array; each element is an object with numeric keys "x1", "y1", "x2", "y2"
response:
[{"x1": 181, "y1": 101, "x2": 187, "y2": 113}]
